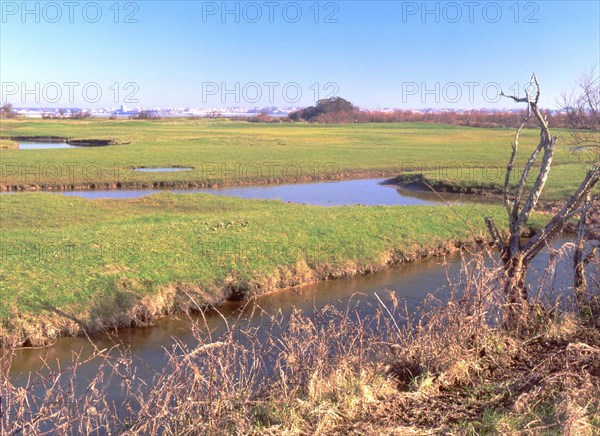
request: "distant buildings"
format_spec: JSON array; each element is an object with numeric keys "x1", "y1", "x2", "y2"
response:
[{"x1": 8, "y1": 106, "x2": 565, "y2": 119}]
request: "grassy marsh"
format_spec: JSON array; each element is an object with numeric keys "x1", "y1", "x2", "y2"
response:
[
  {"x1": 0, "y1": 119, "x2": 591, "y2": 199},
  {"x1": 0, "y1": 192, "x2": 530, "y2": 345}
]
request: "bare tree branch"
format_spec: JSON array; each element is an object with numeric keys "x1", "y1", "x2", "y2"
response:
[
  {"x1": 523, "y1": 165, "x2": 599, "y2": 263},
  {"x1": 487, "y1": 73, "x2": 600, "y2": 332},
  {"x1": 485, "y1": 217, "x2": 505, "y2": 252},
  {"x1": 503, "y1": 108, "x2": 531, "y2": 216}
]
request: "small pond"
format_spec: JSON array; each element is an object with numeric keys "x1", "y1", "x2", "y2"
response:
[{"x1": 18, "y1": 140, "x2": 77, "y2": 149}]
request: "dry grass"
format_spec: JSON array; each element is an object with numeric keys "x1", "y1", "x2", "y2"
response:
[
  {"x1": 1, "y1": 247, "x2": 599, "y2": 434},
  {"x1": 0, "y1": 139, "x2": 18, "y2": 149}
]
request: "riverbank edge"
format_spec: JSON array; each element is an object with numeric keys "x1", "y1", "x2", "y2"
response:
[
  {"x1": 0, "y1": 170, "x2": 401, "y2": 192},
  {"x1": 0, "y1": 139, "x2": 19, "y2": 150},
  {"x1": 0, "y1": 167, "x2": 579, "y2": 198},
  {"x1": 0, "y1": 135, "x2": 127, "y2": 148},
  {"x1": 386, "y1": 173, "x2": 584, "y2": 215},
  {"x1": 1, "y1": 171, "x2": 564, "y2": 349},
  {"x1": 2, "y1": 235, "x2": 512, "y2": 349}
]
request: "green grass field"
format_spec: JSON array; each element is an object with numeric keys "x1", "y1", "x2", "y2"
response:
[
  {"x1": 0, "y1": 118, "x2": 589, "y2": 345},
  {"x1": 1, "y1": 192, "x2": 538, "y2": 345},
  {"x1": 0, "y1": 118, "x2": 592, "y2": 199}
]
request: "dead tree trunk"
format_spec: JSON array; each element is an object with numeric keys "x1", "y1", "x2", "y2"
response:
[
  {"x1": 574, "y1": 195, "x2": 599, "y2": 309},
  {"x1": 485, "y1": 74, "x2": 600, "y2": 332}
]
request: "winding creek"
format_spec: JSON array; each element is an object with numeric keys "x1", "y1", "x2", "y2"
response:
[
  {"x1": 9, "y1": 236, "x2": 576, "y2": 399},
  {"x1": 57, "y1": 178, "x2": 446, "y2": 204},
  {"x1": 3, "y1": 175, "x2": 583, "y2": 419},
  {"x1": 4, "y1": 177, "x2": 493, "y2": 205}
]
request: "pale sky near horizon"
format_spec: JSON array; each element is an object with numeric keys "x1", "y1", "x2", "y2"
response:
[{"x1": 1, "y1": 0, "x2": 598, "y2": 109}]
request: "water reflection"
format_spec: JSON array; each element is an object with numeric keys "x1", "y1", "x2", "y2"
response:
[
  {"x1": 18, "y1": 141, "x2": 74, "y2": 149},
  {"x1": 55, "y1": 178, "x2": 475, "y2": 205},
  {"x1": 11, "y1": 236, "x2": 577, "y2": 378}
]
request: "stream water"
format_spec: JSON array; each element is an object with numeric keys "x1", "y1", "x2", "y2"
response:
[
  {"x1": 9, "y1": 237, "x2": 577, "y2": 400},
  {"x1": 37, "y1": 178, "x2": 491, "y2": 205},
  {"x1": 17, "y1": 140, "x2": 75, "y2": 149},
  {"x1": 2, "y1": 177, "x2": 582, "y2": 427}
]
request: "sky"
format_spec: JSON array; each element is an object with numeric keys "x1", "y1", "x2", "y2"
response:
[{"x1": 1, "y1": 0, "x2": 599, "y2": 109}]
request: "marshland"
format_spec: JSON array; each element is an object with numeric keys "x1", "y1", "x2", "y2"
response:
[
  {"x1": 1, "y1": 113, "x2": 598, "y2": 433},
  {"x1": 2, "y1": 1, "x2": 599, "y2": 432}
]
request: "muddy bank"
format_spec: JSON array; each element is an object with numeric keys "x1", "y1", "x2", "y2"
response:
[
  {"x1": 0, "y1": 170, "x2": 399, "y2": 192},
  {"x1": 0, "y1": 136, "x2": 126, "y2": 148},
  {"x1": 2, "y1": 237, "x2": 499, "y2": 349},
  {"x1": 387, "y1": 173, "x2": 600, "y2": 235},
  {"x1": 66, "y1": 139, "x2": 114, "y2": 147},
  {"x1": 385, "y1": 173, "x2": 505, "y2": 196},
  {"x1": 387, "y1": 173, "x2": 598, "y2": 213},
  {"x1": 0, "y1": 135, "x2": 68, "y2": 142}
]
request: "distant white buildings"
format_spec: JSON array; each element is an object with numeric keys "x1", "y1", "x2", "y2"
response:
[{"x1": 10, "y1": 106, "x2": 563, "y2": 119}]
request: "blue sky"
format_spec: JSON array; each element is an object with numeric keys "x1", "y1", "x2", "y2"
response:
[{"x1": 1, "y1": 0, "x2": 598, "y2": 109}]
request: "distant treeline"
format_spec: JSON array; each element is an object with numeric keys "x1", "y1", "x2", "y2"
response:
[
  {"x1": 317, "y1": 108, "x2": 572, "y2": 128},
  {"x1": 283, "y1": 97, "x2": 573, "y2": 128}
]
